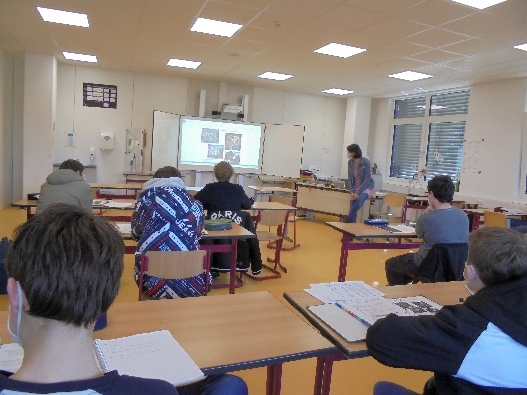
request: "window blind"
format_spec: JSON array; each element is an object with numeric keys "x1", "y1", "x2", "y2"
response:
[
  {"x1": 390, "y1": 124, "x2": 422, "y2": 179},
  {"x1": 394, "y1": 96, "x2": 426, "y2": 119},
  {"x1": 425, "y1": 122, "x2": 466, "y2": 178},
  {"x1": 430, "y1": 90, "x2": 470, "y2": 116}
]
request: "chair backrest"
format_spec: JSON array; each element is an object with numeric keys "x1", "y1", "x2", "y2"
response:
[
  {"x1": 484, "y1": 211, "x2": 508, "y2": 228},
  {"x1": 257, "y1": 209, "x2": 289, "y2": 228},
  {"x1": 0, "y1": 237, "x2": 11, "y2": 294},
  {"x1": 380, "y1": 193, "x2": 406, "y2": 220},
  {"x1": 413, "y1": 243, "x2": 468, "y2": 283},
  {"x1": 138, "y1": 250, "x2": 209, "y2": 300}
]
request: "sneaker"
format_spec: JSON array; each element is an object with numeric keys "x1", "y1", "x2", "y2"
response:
[
  {"x1": 211, "y1": 271, "x2": 220, "y2": 279},
  {"x1": 251, "y1": 269, "x2": 261, "y2": 275}
]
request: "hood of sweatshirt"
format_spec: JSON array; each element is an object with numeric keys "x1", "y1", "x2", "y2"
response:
[
  {"x1": 142, "y1": 177, "x2": 186, "y2": 190},
  {"x1": 45, "y1": 169, "x2": 84, "y2": 185}
]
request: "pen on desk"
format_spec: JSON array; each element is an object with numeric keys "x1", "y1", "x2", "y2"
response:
[{"x1": 335, "y1": 302, "x2": 372, "y2": 327}]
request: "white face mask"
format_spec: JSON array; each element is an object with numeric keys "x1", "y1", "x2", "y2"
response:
[
  {"x1": 463, "y1": 264, "x2": 476, "y2": 282},
  {"x1": 347, "y1": 153, "x2": 352, "y2": 160},
  {"x1": 7, "y1": 282, "x2": 23, "y2": 347}
]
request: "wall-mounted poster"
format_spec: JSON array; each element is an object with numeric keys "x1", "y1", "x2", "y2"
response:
[{"x1": 83, "y1": 83, "x2": 117, "y2": 109}]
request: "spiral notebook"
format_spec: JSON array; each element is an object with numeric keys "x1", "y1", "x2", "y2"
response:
[{"x1": 93, "y1": 330, "x2": 204, "y2": 386}]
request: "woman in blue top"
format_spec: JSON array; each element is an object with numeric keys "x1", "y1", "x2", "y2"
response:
[{"x1": 347, "y1": 144, "x2": 375, "y2": 222}]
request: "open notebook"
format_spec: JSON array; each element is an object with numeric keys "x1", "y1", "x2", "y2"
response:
[
  {"x1": 93, "y1": 330, "x2": 204, "y2": 386},
  {"x1": 0, "y1": 330, "x2": 204, "y2": 387}
]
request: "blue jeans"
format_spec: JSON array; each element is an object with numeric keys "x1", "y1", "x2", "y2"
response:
[
  {"x1": 177, "y1": 374, "x2": 248, "y2": 395},
  {"x1": 348, "y1": 192, "x2": 370, "y2": 223}
]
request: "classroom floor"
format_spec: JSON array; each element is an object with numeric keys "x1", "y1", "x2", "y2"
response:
[{"x1": 0, "y1": 206, "x2": 432, "y2": 395}]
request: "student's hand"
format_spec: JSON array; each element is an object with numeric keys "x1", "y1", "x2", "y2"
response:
[{"x1": 350, "y1": 193, "x2": 358, "y2": 200}]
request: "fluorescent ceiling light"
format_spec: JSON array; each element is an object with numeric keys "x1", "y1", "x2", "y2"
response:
[
  {"x1": 37, "y1": 7, "x2": 89, "y2": 27},
  {"x1": 258, "y1": 72, "x2": 292, "y2": 81},
  {"x1": 190, "y1": 17, "x2": 242, "y2": 37},
  {"x1": 167, "y1": 58, "x2": 201, "y2": 69},
  {"x1": 314, "y1": 43, "x2": 366, "y2": 58},
  {"x1": 450, "y1": 0, "x2": 507, "y2": 9},
  {"x1": 389, "y1": 71, "x2": 432, "y2": 81},
  {"x1": 514, "y1": 43, "x2": 527, "y2": 52},
  {"x1": 322, "y1": 88, "x2": 354, "y2": 95},
  {"x1": 63, "y1": 52, "x2": 97, "y2": 63}
]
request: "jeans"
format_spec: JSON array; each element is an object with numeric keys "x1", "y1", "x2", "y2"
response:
[
  {"x1": 385, "y1": 253, "x2": 417, "y2": 285},
  {"x1": 347, "y1": 192, "x2": 370, "y2": 223},
  {"x1": 177, "y1": 374, "x2": 248, "y2": 395},
  {"x1": 373, "y1": 381, "x2": 420, "y2": 395}
]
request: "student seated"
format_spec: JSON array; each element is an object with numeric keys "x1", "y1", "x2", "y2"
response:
[
  {"x1": 132, "y1": 166, "x2": 210, "y2": 298},
  {"x1": 4, "y1": 204, "x2": 248, "y2": 395},
  {"x1": 367, "y1": 227, "x2": 527, "y2": 394},
  {"x1": 36, "y1": 158, "x2": 92, "y2": 213},
  {"x1": 194, "y1": 161, "x2": 263, "y2": 275},
  {"x1": 3, "y1": 204, "x2": 177, "y2": 393},
  {"x1": 385, "y1": 175, "x2": 468, "y2": 285}
]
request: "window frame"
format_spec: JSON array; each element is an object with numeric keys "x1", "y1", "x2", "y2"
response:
[{"x1": 388, "y1": 89, "x2": 469, "y2": 186}]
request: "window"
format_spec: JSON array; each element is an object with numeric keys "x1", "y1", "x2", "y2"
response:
[{"x1": 389, "y1": 90, "x2": 470, "y2": 183}]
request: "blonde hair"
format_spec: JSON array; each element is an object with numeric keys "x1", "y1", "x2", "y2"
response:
[{"x1": 214, "y1": 161, "x2": 234, "y2": 182}]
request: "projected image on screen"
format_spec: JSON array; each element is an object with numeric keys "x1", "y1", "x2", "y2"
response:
[
  {"x1": 201, "y1": 128, "x2": 219, "y2": 144},
  {"x1": 207, "y1": 144, "x2": 224, "y2": 159},
  {"x1": 225, "y1": 151, "x2": 240, "y2": 164},
  {"x1": 179, "y1": 117, "x2": 263, "y2": 172},
  {"x1": 225, "y1": 133, "x2": 242, "y2": 150}
]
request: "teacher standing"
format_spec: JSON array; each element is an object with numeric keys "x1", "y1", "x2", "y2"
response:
[{"x1": 346, "y1": 144, "x2": 375, "y2": 223}]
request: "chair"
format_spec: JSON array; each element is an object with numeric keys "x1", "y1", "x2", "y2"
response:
[
  {"x1": 246, "y1": 208, "x2": 289, "y2": 280},
  {"x1": 268, "y1": 194, "x2": 300, "y2": 250},
  {"x1": 409, "y1": 243, "x2": 468, "y2": 283},
  {"x1": 137, "y1": 250, "x2": 210, "y2": 300},
  {"x1": 484, "y1": 211, "x2": 508, "y2": 228},
  {"x1": 376, "y1": 193, "x2": 406, "y2": 223}
]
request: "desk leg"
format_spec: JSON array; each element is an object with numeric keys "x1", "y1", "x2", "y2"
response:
[
  {"x1": 266, "y1": 364, "x2": 283, "y2": 395},
  {"x1": 26, "y1": 207, "x2": 31, "y2": 221},
  {"x1": 338, "y1": 234, "x2": 351, "y2": 282},
  {"x1": 314, "y1": 351, "x2": 346, "y2": 395},
  {"x1": 229, "y1": 238, "x2": 238, "y2": 294}
]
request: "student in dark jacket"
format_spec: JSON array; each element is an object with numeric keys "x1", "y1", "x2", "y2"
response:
[
  {"x1": 194, "y1": 161, "x2": 262, "y2": 275},
  {"x1": 367, "y1": 227, "x2": 527, "y2": 395}
]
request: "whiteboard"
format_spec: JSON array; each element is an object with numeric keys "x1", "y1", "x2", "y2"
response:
[
  {"x1": 151, "y1": 110, "x2": 180, "y2": 171},
  {"x1": 261, "y1": 124, "x2": 304, "y2": 178}
]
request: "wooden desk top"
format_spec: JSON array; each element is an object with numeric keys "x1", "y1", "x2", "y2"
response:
[
  {"x1": 120, "y1": 223, "x2": 254, "y2": 241},
  {"x1": 0, "y1": 292, "x2": 335, "y2": 374},
  {"x1": 248, "y1": 186, "x2": 297, "y2": 194},
  {"x1": 12, "y1": 199, "x2": 136, "y2": 210},
  {"x1": 89, "y1": 183, "x2": 143, "y2": 190},
  {"x1": 251, "y1": 201, "x2": 296, "y2": 211},
  {"x1": 284, "y1": 281, "x2": 470, "y2": 358},
  {"x1": 326, "y1": 222, "x2": 416, "y2": 238}
]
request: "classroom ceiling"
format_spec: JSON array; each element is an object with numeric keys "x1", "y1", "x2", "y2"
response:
[{"x1": 1, "y1": 0, "x2": 527, "y2": 98}]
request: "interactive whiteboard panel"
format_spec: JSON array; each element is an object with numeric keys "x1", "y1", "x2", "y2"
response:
[
  {"x1": 178, "y1": 116, "x2": 263, "y2": 173},
  {"x1": 261, "y1": 124, "x2": 304, "y2": 178}
]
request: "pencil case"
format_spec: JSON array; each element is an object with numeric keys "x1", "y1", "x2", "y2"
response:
[{"x1": 204, "y1": 218, "x2": 232, "y2": 231}]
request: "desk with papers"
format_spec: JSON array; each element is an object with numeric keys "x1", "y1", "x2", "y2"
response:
[{"x1": 284, "y1": 281, "x2": 469, "y2": 395}]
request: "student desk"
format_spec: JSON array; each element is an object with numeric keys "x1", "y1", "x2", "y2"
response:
[
  {"x1": 12, "y1": 199, "x2": 135, "y2": 220},
  {"x1": 296, "y1": 184, "x2": 385, "y2": 220},
  {"x1": 121, "y1": 223, "x2": 254, "y2": 294},
  {"x1": 0, "y1": 291, "x2": 335, "y2": 395},
  {"x1": 283, "y1": 281, "x2": 470, "y2": 395},
  {"x1": 248, "y1": 186, "x2": 297, "y2": 202},
  {"x1": 326, "y1": 222, "x2": 420, "y2": 282}
]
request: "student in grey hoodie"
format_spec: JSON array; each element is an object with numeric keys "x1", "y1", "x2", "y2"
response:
[{"x1": 36, "y1": 159, "x2": 92, "y2": 213}]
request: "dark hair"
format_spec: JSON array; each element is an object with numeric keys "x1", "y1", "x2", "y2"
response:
[
  {"x1": 427, "y1": 175, "x2": 454, "y2": 203},
  {"x1": 468, "y1": 227, "x2": 527, "y2": 286},
  {"x1": 59, "y1": 159, "x2": 84, "y2": 175},
  {"x1": 154, "y1": 166, "x2": 182, "y2": 178},
  {"x1": 347, "y1": 144, "x2": 362, "y2": 158},
  {"x1": 6, "y1": 204, "x2": 124, "y2": 327},
  {"x1": 214, "y1": 161, "x2": 234, "y2": 182}
]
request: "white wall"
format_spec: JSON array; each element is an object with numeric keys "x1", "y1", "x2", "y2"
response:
[{"x1": 0, "y1": 49, "x2": 14, "y2": 208}]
